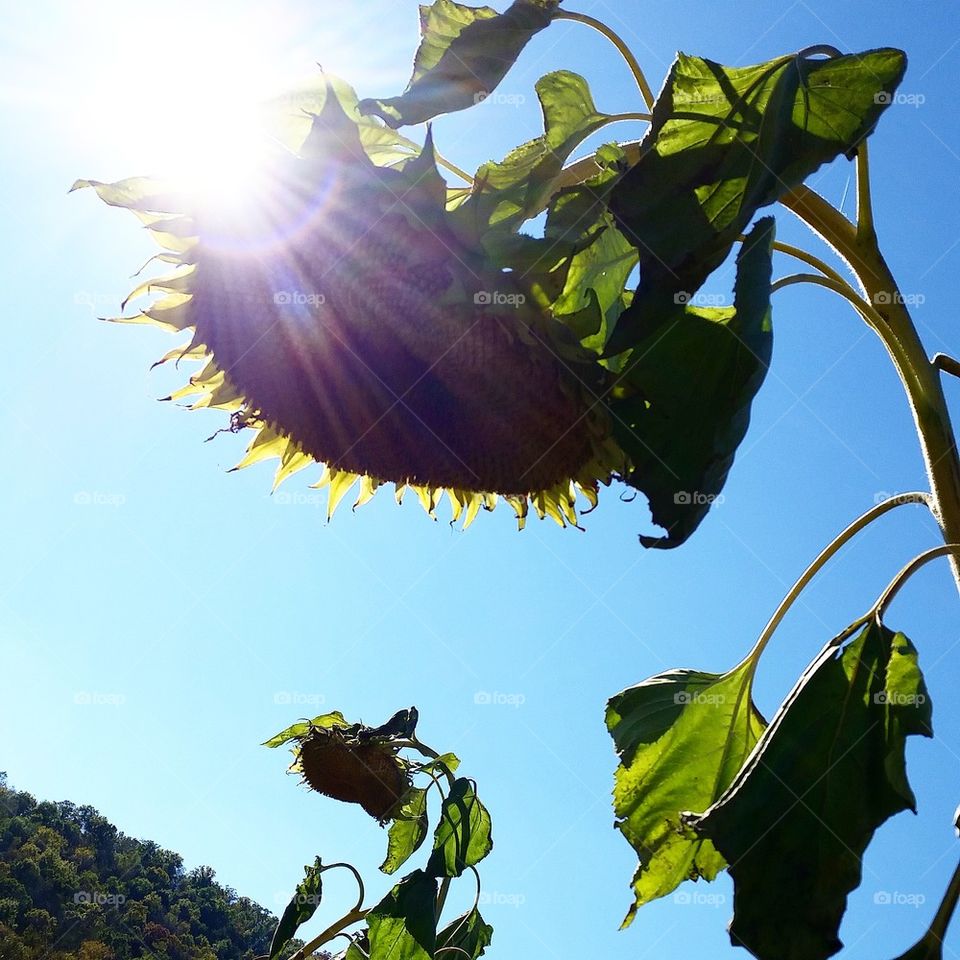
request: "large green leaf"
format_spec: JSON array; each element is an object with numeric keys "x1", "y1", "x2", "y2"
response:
[
  {"x1": 269, "y1": 857, "x2": 323, "y2": 960},
  {"x1": 609, "y1": 216, "x2": 775, "y2": 548},
  {"x1": 688, "y1": 620, "x2": 933, "y2": 960},
  {"x1": 427, "y1": 778, "x2": 493, "y2": 877},
  {"x1": 381, "y1": 787, "x2": 430, "y2": 875},
  {"x1": 606, "y1": 659, "x2": 766, "y2": 926},
  {"x1": 453, "y1": 70, "x2": 614, "y2": 239},
  {"x1": 607, "y1": 47, "x2": 906, "y2": 351},
  {"x1": 359, "y1": 0, "x2": 559, "y2": 128},
  {"x1": 367, "y1": 870, "x2": 438, "y2": 960},
  {"x1": 437, "y1": 908, "x2": 494, "y2": 960}
]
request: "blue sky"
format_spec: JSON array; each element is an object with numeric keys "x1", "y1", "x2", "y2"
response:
[{"x1": 2, "y1": 0, "x2": 960, "y2": 957}]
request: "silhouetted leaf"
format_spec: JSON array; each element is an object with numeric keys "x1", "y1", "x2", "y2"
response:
[
  {"x1": 359, "y1": 0, "x2": 559, "y2": 127},
  {"x1": 437, "y1": 907, "x2": 494, "y2": 960},
  {"x1": 609, "y1": 216, "x2": 775, "y2": 548},
  {"x1": 270, "y1": 857, "x2": 323, "y2": 959},
  {"x1": 688, "y1": 620, "x2": 932, "y2": 960},
  {"x1": 607, "y1": 47, "x2": 906, "y2": 350}
]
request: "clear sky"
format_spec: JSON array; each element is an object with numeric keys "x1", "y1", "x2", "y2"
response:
[{"x1": 2, "y1": 0, "x2": 960, "y2": 958}]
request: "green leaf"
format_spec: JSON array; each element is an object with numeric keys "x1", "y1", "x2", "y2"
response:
[
  {"x1": 607, "y1": 47, "x2": 906, "y2": 350},
  {"x1": 688, "y1": 620, "x2": 933, "y2": 960},
  {"x1": 437, "y1": 908, "x2": 494, "y2": 960},
  {"x1": 416, "y1": 752, "x2": 461, "y2": 778},
  {"x1": 269, "y1": 857, "x2": 323, "y2": 959},
  {"x1": 453, "y1": 70, "x2": 613, "y2": 238},
  {"x1": 427, "y1": 778, "x2": 493, "y2": 877},
  {"x1": 606, "y1": 659, "x2": 766, "y2": 926},
  {"x1": 381, "y1": 787, "x2": 430, "y2": 875},
  {"x1": 359, "y1": 0, "x2": 559, "y2": 128},
  {"x1": 609, "y1": 216, "x2": 775, "y2": 548},
  {"x1": 263, "y1": 712, "x2": 350, "y2": 748},
  {"x1": 544, "y1": 143, "x2": 638, "y2": 354},
  {"x1": 367, "y1": 870, "x2": 438, "y2": 960}
]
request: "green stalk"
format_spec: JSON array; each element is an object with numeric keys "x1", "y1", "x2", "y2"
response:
[{"x1": 781, "y1": 185, "x2": 960, "y2": 593}]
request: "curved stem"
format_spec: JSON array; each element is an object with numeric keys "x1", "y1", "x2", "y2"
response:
[
  {"x1": 290, "y1": 907, "x2": 369, "y2": 960},
  {"x1": 781, "y1": 185, "x2": 960, "y2": 593},
  {"x1": 321, "y1": 862, "x2": 366, "y2": 915},
  {"x1": 934, "y1": 353, "x2": 960, "y2": 381},
  {"x1": 755, "y1": 237, "x2": 853, "y2": 290},
  {"x1": 608, "y1": 111, "x2": 653, "y2": 124},
  {"x1": 553, "y1": 10, "x2": 655, "y2": 108},
  {"x1": 771, "y1": 272, "x2": 881, "y2": 325},
  {"x1": 875, "y1": 544, "x2": 960, "y2": 617},
  {"x1": 742, "y1": 493, "x2": 932, "y2": 667}
]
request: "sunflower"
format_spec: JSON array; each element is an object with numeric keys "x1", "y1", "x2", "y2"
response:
[{"x1": 73, "y1": 77, "x2": 625, "y2": 528}]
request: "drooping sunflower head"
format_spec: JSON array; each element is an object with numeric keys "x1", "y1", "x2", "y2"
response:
[{"x1": 74, "y1": 76, "x2": 625, "y2": 529}]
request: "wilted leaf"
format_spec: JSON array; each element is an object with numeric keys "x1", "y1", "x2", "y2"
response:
[
  {"x1": 609, "y1": 216, "x2": 775, "y2": 548},
  {"x1": 270, "y1": 857, "x2": 323, "y2": 959},
  {"x1": 263, "y1": 712, "x2": 351, "y2": 749},
  {"x1": 381, "y1": 787, "x2": 430, "y2": 875},
  {"x1": 427, "y1": 778, "x2": 493, "y2": 877},
  {"x1": 607, "y1": 659, "x2": 766, "y2": 925},
  {"x1": 608, "y1": 47, "x2": 906, "y2": 349},
  {"x1": 359, "y1": 0, "x2": 559, "y2": 127},
  {"x1": 688, "y1": 620, "x2": 933, "y2": 960},
  {"x1": 367, "y1": 870, "x2": 438, "y2": 960}
]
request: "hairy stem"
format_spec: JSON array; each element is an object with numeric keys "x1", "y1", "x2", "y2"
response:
[
  {"x1": 781, "y1": 185, "x2": 960, "y2": 593},
  {"x1": 553, "y1": 10, "x2": 655, "y2": 108}
]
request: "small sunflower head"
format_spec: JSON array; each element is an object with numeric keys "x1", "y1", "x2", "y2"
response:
[{"x1": 74, "y1": 75, "x2": 625, "y2": 529}]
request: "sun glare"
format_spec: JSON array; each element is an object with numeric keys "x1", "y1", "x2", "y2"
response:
[{"x1": 75, "y1": 4, "x2": 298, "y2": 209}]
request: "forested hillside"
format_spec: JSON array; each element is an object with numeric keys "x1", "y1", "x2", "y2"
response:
[{"x1": 0, "y1": 773, "x2": 306, "y2": 959}]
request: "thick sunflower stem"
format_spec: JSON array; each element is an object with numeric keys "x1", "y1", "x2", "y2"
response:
[{"x1": 782, "y1": 186, "x2": 960, "y2": 596}]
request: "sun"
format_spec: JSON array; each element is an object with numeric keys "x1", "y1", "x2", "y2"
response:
[{"x1": 73, "y1": 3, "x2": 299, "y2": 206}]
